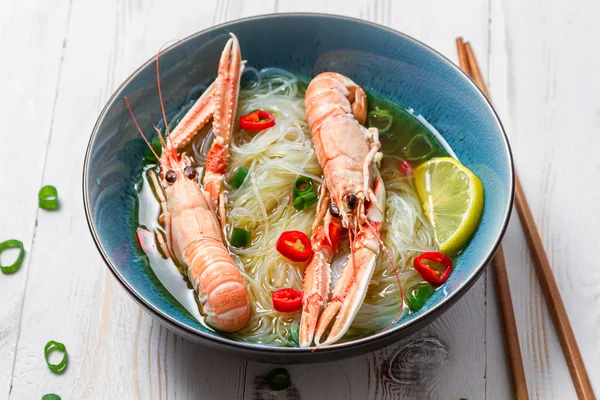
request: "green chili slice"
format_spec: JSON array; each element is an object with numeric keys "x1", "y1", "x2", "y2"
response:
[
  {"x1": 267, "y1": 368, "x2": 291, "y2": 391},
  {"x1": 230, "y1": 167, "x2": 249, "y2": 189},
  {"x1": 44, "y1": 340, "x2": 68, "y2": 374},
  {"x1": 293, "y1": 192, "x2": 318, "y2": 211},
  {"x1": 293, "y1": 177, "x2": 314, "y2": 198},
  {"x1": 230, "y1": 228, "x2": 251, "y2": 248},
  {"x1": 405, "y1": 282, "x2": 435, "y2": 313},
  {"x1": 38, "y1": 185, "x2": 59, "y2": 210},
  {"x1": 367, "y1": 108, "x2": 394, "y2": 134},
  {"x1": 42, "y1": 394, "x2": 62, "y2": 400},
  {"x1": 0, "y1": 239, "x2": 25, "y2": 274}
]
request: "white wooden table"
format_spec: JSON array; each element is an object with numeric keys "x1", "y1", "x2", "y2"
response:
[{"x1": 1, "y1": 1, "x2": 598, "y2": 399}]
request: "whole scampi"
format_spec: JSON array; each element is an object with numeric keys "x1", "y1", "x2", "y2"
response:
[
  {"x1": 301, "y1": 72, "x2": 387, "y2": 347},
  {"x1": 127, "y1": 34, "x2": 250, "y2": 332}
]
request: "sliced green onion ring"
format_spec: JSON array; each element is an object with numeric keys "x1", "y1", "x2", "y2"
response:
[
  {"x1": 267, "y1": 368, "x2": 291, "y2": 391},
  {"x1": 230, "y1": 227, "x2": 251, "y2": 248},
  {"x1": 293, "y1": 192, "x2": 318, "y2": 211},
  {"x1": 405, "y1": 282, "x2": 435, "y2": 313},
  {"x1": 44, "y1": 340, "x2": 68, "y2": 374},
  {"x1": 42, "y1": 394, "x2": 62, "y2": 400},
  {"x1": 39, "y1": 185, "x2": 59, "y2": 210},
  {"x1": 0, "y1": 239, "x2": 25, "y2": 274},
  {"x1": 293, "y1": 177, "x2": 314, "y2": 198},
  {"x1": 402, "y1": 133, "x2": 435, "y2": 162},
  {"x1": 230, "y1": 167, "x2": 249, "y2": 189},
  {"x1": 368, "y1": 108, "x2": 394, "y2": 134}
]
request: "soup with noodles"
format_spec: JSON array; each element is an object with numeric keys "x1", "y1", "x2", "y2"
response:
[{"x1": 135, "y1": 65, "x2": 482, "y2": 347}]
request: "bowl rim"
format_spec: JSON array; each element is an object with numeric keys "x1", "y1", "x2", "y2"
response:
[{"x1": 83, "y1": 12, "x2": 514, "y2": 357}]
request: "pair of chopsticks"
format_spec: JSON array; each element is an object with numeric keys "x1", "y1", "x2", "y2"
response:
[{"x1": 455, "y1": 38, "x2": 596, "y2": 400}]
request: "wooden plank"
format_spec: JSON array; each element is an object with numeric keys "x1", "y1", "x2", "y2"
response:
[
  {"x1": 7, "y1": 0, "x2": 274, "y2": 399},
  {"x1": 240, "y1": 1, "x2": 498, "y2": 399},
  {"x1": 489, "y1": 0, "x2": 600, "y2": 397},
  {"x1": 245, "y1": 285, "x2": 487, "y2": 400},
  {"x1": 9, "y1": 0, "x2": 597, "y2": 399},
  {"x1": 486, "y1": 3, "x2": 522, "y2": 399},
  {"x1": 0, "y1": 0, "x2": 71, "y2": 397}
]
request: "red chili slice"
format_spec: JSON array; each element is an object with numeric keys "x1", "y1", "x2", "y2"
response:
[
  {"x1": 239, "y1": 110, "x2": 275, "y2": 131},
  {"x1": 413, "y1": 252, "x2": 453, "y2": 285},
  {"x1": 272, "y1": 288, "x2": 303, "y2": 313},
  {"x1": 276, "y1": 230, "x2": 312, "y2": 262},
  {"x1": 398, "y1": 159, "x2": 413, "y2": 177}
]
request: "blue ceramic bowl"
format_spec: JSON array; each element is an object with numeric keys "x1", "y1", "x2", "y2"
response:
[{"x1": 83, "y1": 13, "x2": 513, "y2": 363}]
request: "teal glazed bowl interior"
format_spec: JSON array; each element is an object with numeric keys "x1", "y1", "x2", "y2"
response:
[{"x1": 83, "y1": 13, "x2": 513, "y2": 363}]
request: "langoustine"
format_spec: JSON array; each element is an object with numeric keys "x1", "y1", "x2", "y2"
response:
[
  {"x1": 127, "y1": 34, "x2": 250, "y2": 332},
  {"x1": 300, "y1": 72, "x2": 390, "y2": 347}
]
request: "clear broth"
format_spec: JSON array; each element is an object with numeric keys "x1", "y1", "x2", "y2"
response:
[{"x1": 135, "y1": 72, "x2": 458, "y2": 345}]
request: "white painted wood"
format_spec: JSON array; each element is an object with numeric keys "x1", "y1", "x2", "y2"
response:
[
  {"x1": 1, "y1": 0, "x2": 598, "y2": 398},
  {"x1": 488, "y1": 0, "x2": 600, "y2": 398},
  {"x1": 5, "y1": 0, "x2": 275, "y2": 399},
  {"x1": 0, "y1": 0, "x2": 72, "y2": 397},
  {"x1": 245, "y1": 286, "x2": 487, "y2": 400},
  {"x1": 486, "y1": 3, "x2": 517, "y2": 399}
]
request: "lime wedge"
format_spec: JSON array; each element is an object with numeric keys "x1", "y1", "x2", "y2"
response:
[{"x1": 414, "y1": 157, "x2": 484, "y2": 254}]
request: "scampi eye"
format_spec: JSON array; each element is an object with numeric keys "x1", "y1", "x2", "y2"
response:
[
  {"x1": 344, "y1": 193, "x2": 358, "y2": 209},
  {"x1": 184, "y1": 166, "x2": 197, "y2": 180},
  {"x1": 165, "y1": 170, "x2": 177, "y2": 183},
  {"x1": 329, "y1": 202, "x2": 340, "y2": 218}
]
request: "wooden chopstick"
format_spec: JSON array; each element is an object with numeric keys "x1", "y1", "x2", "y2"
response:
[
  {"x1": 463, "y1": 43, "x2": 489, "y2": 98},
  {"x1": 491, "y1": 244, "x2": 529, "y2": 399},
  {"x1": 456, "y1": 38, "x2": 472, "y2": 77},
  {"x1": 514, "y1": 176, "x2": 596, "y2": 400},
  {"x1": 455, "y1": 38, "x2": 529, "y2": 400},
  {"x1": 456, "y1": 38, "x2": 596, "y2": 400}
]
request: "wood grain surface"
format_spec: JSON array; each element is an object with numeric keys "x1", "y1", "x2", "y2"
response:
[{"x1": 0, "y1": 0, "x2": 597, "y2": 399}]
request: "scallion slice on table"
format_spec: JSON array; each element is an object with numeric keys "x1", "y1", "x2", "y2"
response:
[
  {"x1": 0, "y1": 239, "x2": 25, "y2": 274},
  {"x1": 44, "y1": 340, "x2": 68, "y2": 374},
  {"x1": 38, "y1": 185, "x2": 59, "y2": 210},
  {"x1": 405, "y1": 282, "x2": 435, "y2": 312},
  {"x1": 230, "y1": 167, "x2": 249, "y2": 189},
  {"x1": 42, "y1": 394, "x2": 62, "y2": 400},
  {"x1": 230, "y1": 228, "x2": 251, "y2": 248},
  {"x1": 267, "y1": 367, "x2": 291, "y2": 391}
]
